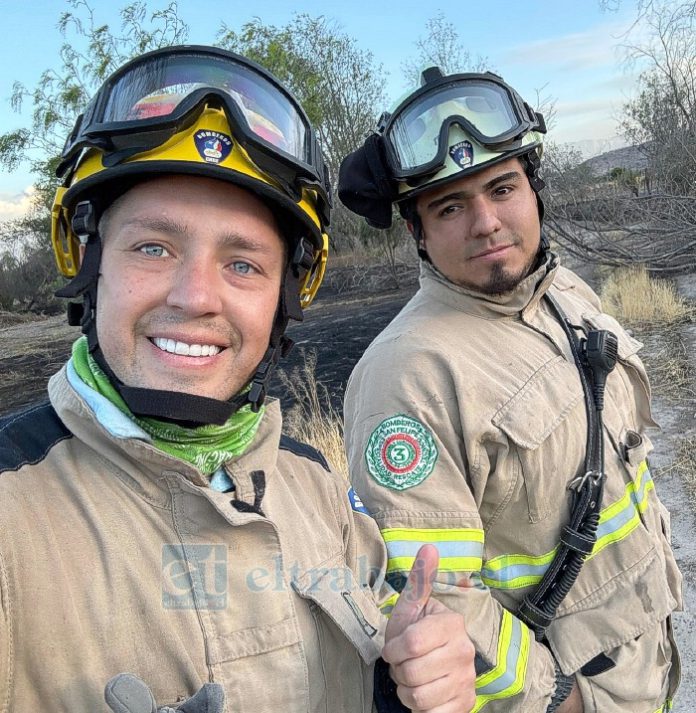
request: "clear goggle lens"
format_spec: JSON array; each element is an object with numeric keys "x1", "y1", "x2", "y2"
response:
[{"x1": 386, "y1": 80, "x2": 525, "y2": 171}]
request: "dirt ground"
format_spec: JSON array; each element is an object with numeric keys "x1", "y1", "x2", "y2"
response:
[
  {"x1": 1, "y1": 261, "x2": 694, "y2": 705},
  {"x1": 0, "y1": 282, "x2": 418, "y2": 415}
]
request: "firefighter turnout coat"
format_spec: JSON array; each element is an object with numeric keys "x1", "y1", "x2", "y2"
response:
[
  {"x1": 344, "y1": 254, "x2": 682, "y2": 713},
  {"x1": 0, "y1": 365, "x2": 392, "y2": 712}
]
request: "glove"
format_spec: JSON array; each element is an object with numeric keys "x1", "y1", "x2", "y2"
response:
[{"x1": 105, "y1": 673, "x2": 225, "y2": 713}]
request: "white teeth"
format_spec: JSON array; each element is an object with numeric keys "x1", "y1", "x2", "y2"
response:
[{"x1": 152, "y1": 337, "x2": 221, "y2": 357}]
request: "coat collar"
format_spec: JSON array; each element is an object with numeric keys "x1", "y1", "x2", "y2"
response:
[
  {"x1": 419, "y1": 250, "x2": 560, "y2": 319},
  {"x1": 49, "y1": 364, "x2": 283, "y2": 498}
]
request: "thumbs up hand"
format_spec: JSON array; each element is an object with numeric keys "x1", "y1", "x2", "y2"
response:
[{"x1": 382, "y1": 544, "x2": 476, "y2": 713}]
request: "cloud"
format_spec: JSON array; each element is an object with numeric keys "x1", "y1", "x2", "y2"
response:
[
  {"x1": 501, "y1": 20, "x2": 631, "y2": 73},
  {"x1": 595, "y1": 72, "x2": 641, "y2": 94},
  {"x1": 551, "y1": 111, "x2": 621, "y2": 144},
  {"x1": 556, "y1": 97, "x2": 617, "y2": 117},
  {"x1": 0, "y1": 186, "x2": 36, "y2": 222}
]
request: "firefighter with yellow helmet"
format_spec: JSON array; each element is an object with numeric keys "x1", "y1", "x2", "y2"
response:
[
  {"x1": 339, "y1": 67, "x2": 683, "y2": 713},
  {"x1": 0, "y1": 47, "x2": 476, "y2": 712}
]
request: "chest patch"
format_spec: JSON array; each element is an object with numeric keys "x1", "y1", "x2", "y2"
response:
[{"x1": 365, "y1": 415, "x2": 438, "y2": 490}]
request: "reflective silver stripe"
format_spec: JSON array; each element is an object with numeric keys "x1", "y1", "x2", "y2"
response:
[
  {"x1": 386, "y1": 540, "x2": 484, "y2": 559},
  {"x1": 472, "y1": 610, "x2": 531, "y2": 711},
  {"x1": 476, "y1": 615, "x2": 524, "y2": 695},
  {"x1": 481, "y1": 465, "x2": 655, "y2": 589}
]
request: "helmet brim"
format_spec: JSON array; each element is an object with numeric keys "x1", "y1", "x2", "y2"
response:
[{"x1": 61, "y1": 159, "x2": 324, "y2": 251}]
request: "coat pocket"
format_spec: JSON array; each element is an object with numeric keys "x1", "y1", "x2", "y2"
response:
[
  {"x1": 292, "y1": 563, "x2": 385, "y2": 712},
  {"x1": 292, "y1": 564, "x2": 384, "y2": 663},
  {"x1": 492, "y1": 355, "x2": 586, "y2": 522}
]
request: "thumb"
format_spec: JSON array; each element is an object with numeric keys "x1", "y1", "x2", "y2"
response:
[{"x1": 386, "y1": 543, "x2": 439, "y2": 640}]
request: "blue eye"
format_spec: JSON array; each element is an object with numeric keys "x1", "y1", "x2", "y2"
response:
[
  {"x1": 232, "y1": 261, "x2": 254, "y2": 275},
  {"x1": 139, "y1": 244, "x2": 169, "y2": 257}
]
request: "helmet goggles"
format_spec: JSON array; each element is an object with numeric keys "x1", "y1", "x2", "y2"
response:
[
  {"x1": 58, "y1": 45, "x2": 331, "y2": 214},
  {"x1": 379, "y1": 71, "x2": 546, "y2": 185}
]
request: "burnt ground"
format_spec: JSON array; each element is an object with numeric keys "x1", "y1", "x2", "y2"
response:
[
  {"x1": 0, "y1": 276, "x2": 418, "y2": 416},
  {"x1": 1, "y1": 260, "x2": 695, "y2": 703},
  {"x1": 274, "y1": 283, "x2": 418, "y2": 410}
]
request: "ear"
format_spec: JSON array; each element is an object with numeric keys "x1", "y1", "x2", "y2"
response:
[
  {"x1": 78, "y1": 243, "x2": 86, "y2": 267},
  {"x1": 406, "y1": 220, "x2": 414, "y2": 236}
]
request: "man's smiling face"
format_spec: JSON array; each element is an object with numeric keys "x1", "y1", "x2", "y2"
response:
[
  {"x1": 415, "y1": 157, "x2": 541, "y2": 294},
  {"x1": 94, "y1": 175, "x2": 285, "y2": 401}
]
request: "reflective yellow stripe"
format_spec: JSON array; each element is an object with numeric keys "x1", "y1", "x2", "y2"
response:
[
  {"x1": 471, "y1": 609, "x2": 531, "y2": 712},
  {"x1": 381, "y1": 527, "x2": 485, "y2": 574},
  {"x1": 481, "y1": 548, "x2": 558, "y2": 590},
  {"x1": 379, "y1": 592, "x2": 399, "y2": 618},
  {"x1": 482, "y1": 461, "x2": 654, "y2": 590},
  {"x1": 593, "y1": 461, "x2": 653, "y2": 555}
]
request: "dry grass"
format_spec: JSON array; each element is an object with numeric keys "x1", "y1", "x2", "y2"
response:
[
  {"x1": 0, "y1": 310, "x2": 43, "y2": 328},
  {"x1": 671, "y1": 435, "x2": 696, "y2": 510},
  {"x1": 0, "y1": 315, "x2": 78, "y2": 413},
  {"x1": 600, "y1": 266, "x2": 691, "y2": 326},
  {"x1": 640, "y1": 330, "x2": 696, "y2": 402},
  {"x1": 277, "y1": 349, "x2": 349, "y2": 480}
]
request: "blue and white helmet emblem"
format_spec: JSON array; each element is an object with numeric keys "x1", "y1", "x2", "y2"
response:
[
  {"x1": 448, "y1": 140, "x2": 474, "y2": 169},
  {"x1": 194, "y1": 130, "x2": 233, "y2": 164}
]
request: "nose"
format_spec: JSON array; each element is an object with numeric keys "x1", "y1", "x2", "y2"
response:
[
  {"x1": 166, "y1": 254, "x2": 224, "y2": 317},
  {"x1": 468, "y1": 196, "x2": 502, "y2": 239}
]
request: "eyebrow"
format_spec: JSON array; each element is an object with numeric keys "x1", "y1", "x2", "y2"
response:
[
  {"x1": 425, "y1": 171, "x2": 523, "y2": 210},
  {"x1": 119, "y1": 216, "x2": 276, "y2": 253}
]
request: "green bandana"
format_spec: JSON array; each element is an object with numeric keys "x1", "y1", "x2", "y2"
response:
[{"x1": 71, "y1": 337, "x2": 264, "y2": 474}]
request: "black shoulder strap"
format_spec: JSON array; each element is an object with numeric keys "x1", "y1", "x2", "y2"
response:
[{"x1": 517, "y1": 293, "x2": 612, "y2": 640}]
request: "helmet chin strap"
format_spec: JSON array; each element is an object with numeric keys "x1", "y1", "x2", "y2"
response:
[{"x1": 56, "y1": 200, "x2": 314, "y2": 428}]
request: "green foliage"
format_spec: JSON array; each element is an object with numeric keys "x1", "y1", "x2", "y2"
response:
[
  {"x1": 609, "y1": 167, "x2": 641, "y2": 196},
  {"x1": 218, "y1": 13, "x2": 386, "y2": 184},
  {"x1": 1, "y1": 3, "x2": 399, "y2": 282},
  {"x1": 0, "y1": 215, "x2": 65, "y2": 314},
  {"x1": 0, "y1": 130, "x2": 30, "y2": 172},
  {"x1": 0, "y1": 1, "x2": 190, "y2": 312},
  {"x1": 219, "y1": 13, "x2": 389, "y2": 254},
  {"x1": 0, "y1": 0, "x2": 189, "y2": 189}
]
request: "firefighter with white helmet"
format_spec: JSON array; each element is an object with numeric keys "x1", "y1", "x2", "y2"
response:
[{"x1": 339, "y1": 67, "x2": 682, "y2": 713}]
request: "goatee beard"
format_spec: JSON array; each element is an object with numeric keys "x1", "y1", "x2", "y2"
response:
[{"x1": 478, "y1": 253, "x2": 539, "y2": 295}]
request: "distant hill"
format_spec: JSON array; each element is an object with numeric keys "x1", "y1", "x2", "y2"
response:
[{"x1": 579, "y1": 143, "x2": 651, "y2": 178}]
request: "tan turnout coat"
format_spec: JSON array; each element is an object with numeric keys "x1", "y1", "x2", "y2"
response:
[
  {"x1": 0, "y1": 367, "x2": 390, "y2": 712},
  {"x1": 345, "y1": 256, "x2": 682, "y2": 713}
]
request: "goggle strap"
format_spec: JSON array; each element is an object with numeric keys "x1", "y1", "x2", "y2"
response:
[
  {"x1": 102, "y1": 146, "x2": 153, "y2": 168},
  {"x1": 55, "y1": 202, "x2": 101, "y2": 300},
  {"x1": 535, "y1": 111, "x2": 547, "y2": 134},
  {"x1": 248, "y1": 149, "x2": 303, "y2": 202},
  {"x1": 247, "y1": 340, "x2": 283, "y2": 413}
]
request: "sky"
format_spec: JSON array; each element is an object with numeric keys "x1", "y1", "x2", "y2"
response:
[{"x1": 0, "y1": 0, "x2": 651, "y2": 221}]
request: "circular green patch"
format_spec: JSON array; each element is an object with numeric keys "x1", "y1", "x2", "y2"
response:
[{"x1": 365, "y1": 415, "x2": 438, "y2": 490}]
